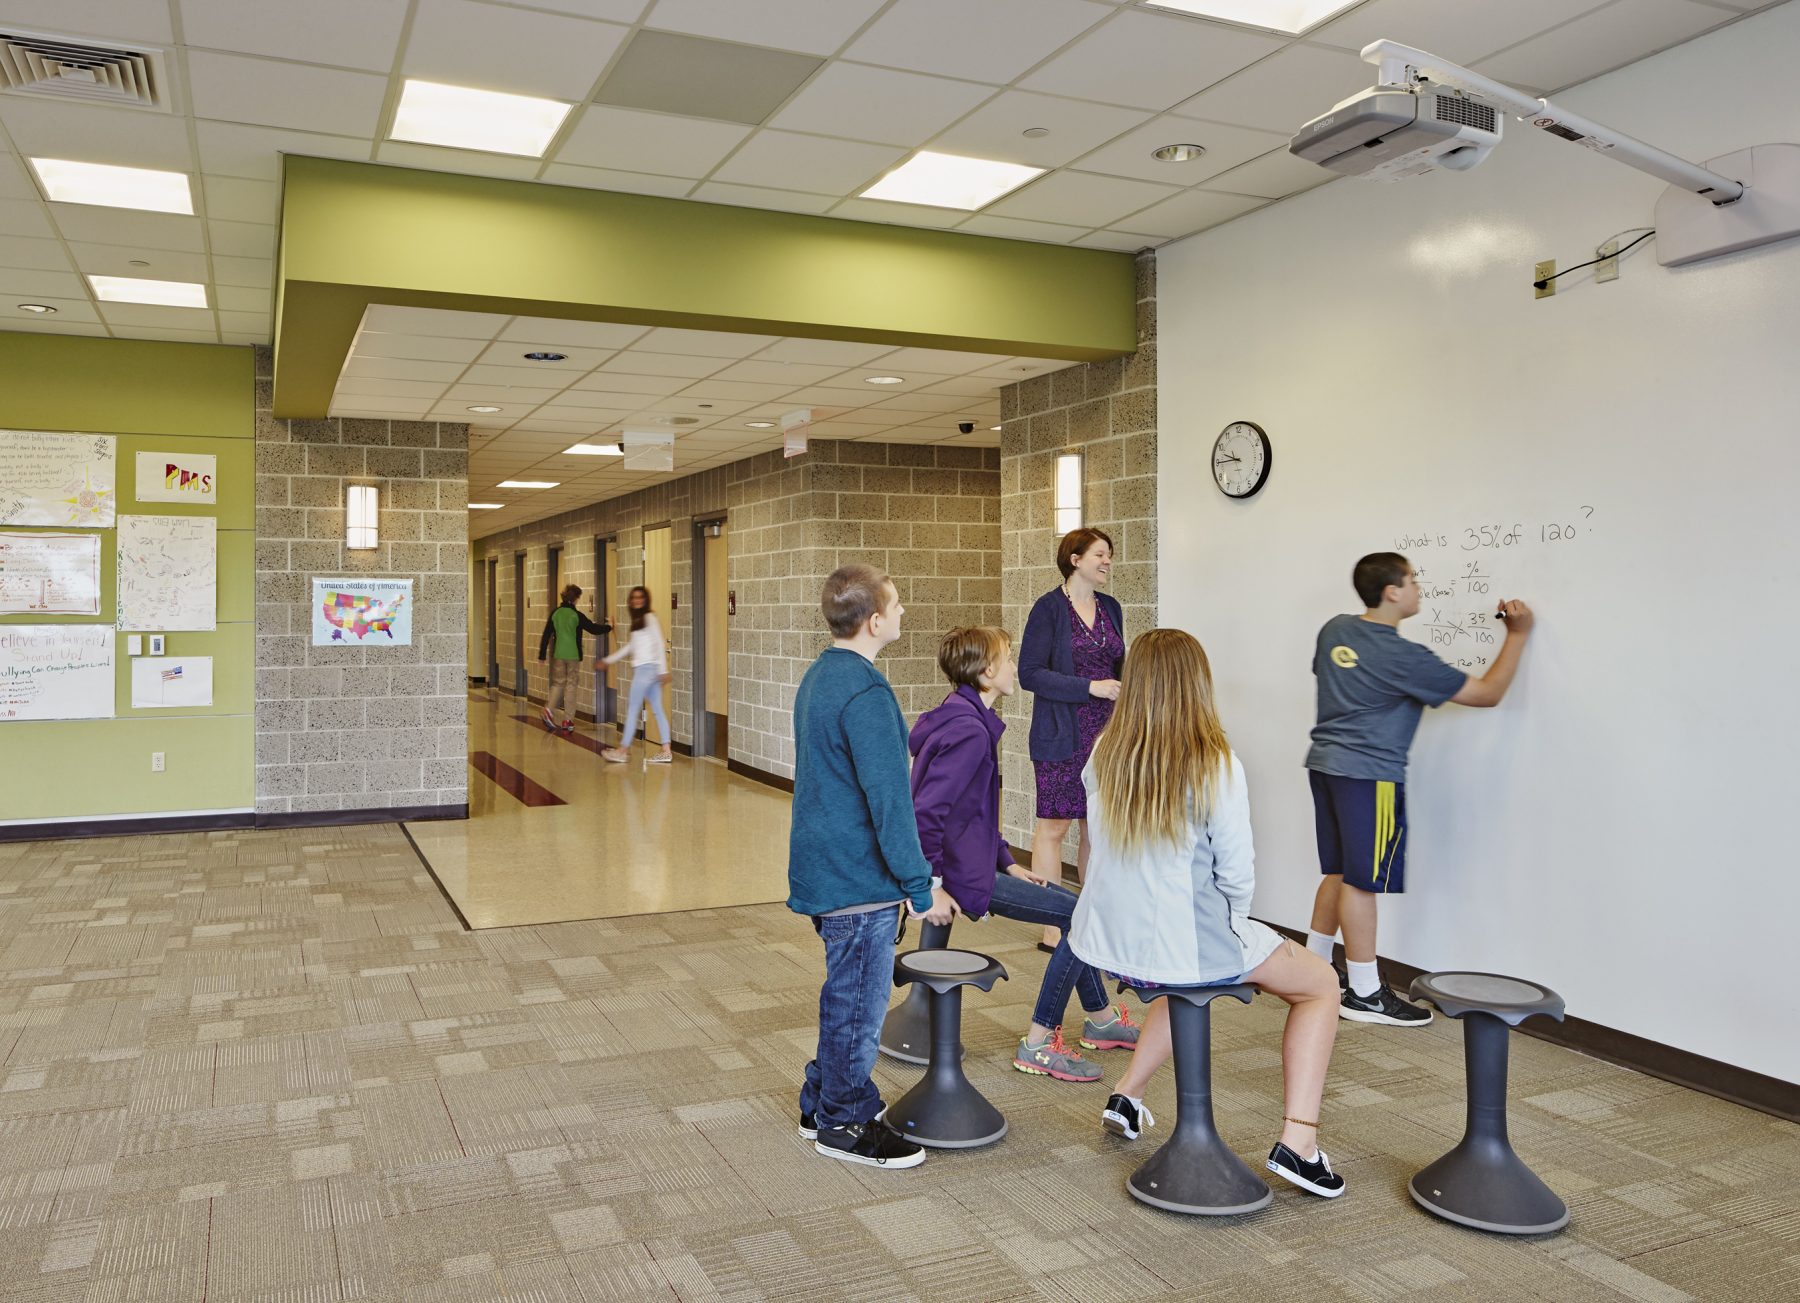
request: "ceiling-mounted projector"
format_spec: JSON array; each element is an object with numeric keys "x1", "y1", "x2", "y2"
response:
[{"x1": 1290, "y1": 85, "x2": 1500, "y2": 181}]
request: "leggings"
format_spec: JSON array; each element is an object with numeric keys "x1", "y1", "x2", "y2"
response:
[{"x1": 622, "y1": 667, "x2": 669, "y2": 747}]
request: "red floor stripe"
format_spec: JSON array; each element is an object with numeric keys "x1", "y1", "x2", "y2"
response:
[
  {"x1": 513, "y1": 715, "x2": 612, "y2": 756},
  {"x1": 468, "y1": 751, "x2": 567, "y2": 806}
]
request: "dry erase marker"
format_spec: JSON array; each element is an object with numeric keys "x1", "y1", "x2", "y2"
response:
[{"x1": 1495, "y1": 605, "x2": 1508, "y2": 620}]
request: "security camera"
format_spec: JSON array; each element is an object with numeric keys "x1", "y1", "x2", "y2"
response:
[{"x1": 957, "y1": 421, "x2": 975, "y2": 434}]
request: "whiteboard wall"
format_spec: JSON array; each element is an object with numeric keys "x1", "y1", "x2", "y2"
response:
[
  {"x1": 1157, "y1": 8, "x2": 1800, "y2": 1083},
  {"x1": 0, "y1": 626, "x2": 114, "y2": 721}
]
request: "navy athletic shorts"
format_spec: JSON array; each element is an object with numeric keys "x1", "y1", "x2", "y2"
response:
[{"x1": 1309, "y1": 770, "x2": 1407, "y2": 894}]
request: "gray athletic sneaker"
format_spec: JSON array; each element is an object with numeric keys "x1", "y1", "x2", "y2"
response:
[
  {"x1": 1013, "y1": 1028, "x2": 1102, "y2": 1082},
  {"x1": 1079, "y1": 1004, "x2": 1142, "y2": 1051}
]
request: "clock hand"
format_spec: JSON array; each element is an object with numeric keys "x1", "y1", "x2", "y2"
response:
[{"x1": 1215, "y1": 455, "x2": 1240, "y2": 465}]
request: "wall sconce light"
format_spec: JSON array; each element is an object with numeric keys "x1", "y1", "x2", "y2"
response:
[
  {"x1": 1054, "y1": 452, "x2": 1083, "y2": 535},
  {"x1": 346, "y1": 484, "x2": 379, "y2": 549}
]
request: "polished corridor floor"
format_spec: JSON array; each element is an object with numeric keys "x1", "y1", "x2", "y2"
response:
[{"x1": 406, "y1": 692, "x2": 791, "y2": 928}]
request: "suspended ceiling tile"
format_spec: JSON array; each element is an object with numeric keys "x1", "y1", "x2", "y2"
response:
[
  {"x1": 865, "y1": 347, "x2": 1012, "y2": 375},
  {"x1": 215, "y1": 284, "x2": 272, "y2": 313},
  {"x1": 0, "y1": 235, "x2": 71, "y2": 271},
  {"x1": 341, "y1": 356, "x2": 468, "y2": 382},
  {"x1": 0, "y1": 0, "x2": 175, "y2": 42},
  {"x1": 1475, "y1": 0, "x2": 1725, "y2": 93},
  {"x1": 781, "y1": 385, "x2": 896, "y2": 407},
  {"x1": 445, "y1": 383, "x2": 562, "y2": 404},
  {"x1": 1074, "y1": 115, "x2": 1289, "y2": 185},
  {"x1": 456, "y1": 363, "x2": 574, "y2": 387},
  {"x1": 1112, "y1": 186, "x2": 1264, "y2": 239},
  {"x1": 642, "y1": 0, "x2": 889, "y2": 58},
  {"x1": 0, "y1": 314, "x2": 107, "y2": 336},
  {"x1": 200, "y1": 175, "x2": 281, "y2": 224},
  {"x1": 554, "y1": 106, "x2": 751, "y2": 179},
  {"x1": 595, "y1": 30, "x2": 824, "y2": 125},
  {"x1": 985, "y1": 169, "x2": 1180, "y2": 227},
  {"x1": 484, "y1": 0, "x2": 650, "y2": 20},
  {"x1": 402, "y1": 0, "x2": 630, "y2": 101},
  {"x1": 1201, "y1": 147, "x2": 1334, "y2": 199},
  {"x1": 113, "y1": 325, "x2": 221, "y2": 343},
  {"x1": 866, "y1": 391, "x2": 972, "y2": 414},
  {"x1": 595, "y1": 352, "x2": 729, "y2": 379},
  {"x1": 0, "y1": 98, "x2": 198, "y2": 171},
  {"x1": 1311, "y1": 0, "x2": 1616, "y2": 65},
  {"x1": 537, "y1": 163, "x2": 697, "y2": 198},
  {"x1": 956, "y1": 213, "x2": 1091, "y2": 243},
  {"x1": 184, "y1": 50, "x2": 389, "y2": 136},
  {"x1": 707, "y1": 359, "x2": 844, "y2": 385},
  {"x1": 827, "y1": 197, "x2": 969, "y2": 229},
  {"x1": 755, "y1": 338, "x2": 897, "y2": 367},
  {"x1": 0, "y1": 267, "x2": 85, "y2": 299},
  {"x1": 212, "y1": 255, "x2": 274, "y2": 288},
  {"x1": 687, "y1": 181, "x2": 839, "y2": 215},
  {"x1": 326, "y1": 394, "x2": 431, "y2": 414},
  {"x1": 193, "y1": 121, "x2": 372, "y2": 181},
  {"x1": 0, "y1": 294, "x2": 100, "y2": 324},
  {"x1": 925, "y1": 90, "x2": 1153, "y2": 170},
  {"x1": 363, "y1": 306, "x2": 508, "y2": 338},
  {"x1": 678, "y1": 379, "x2": 808, "y2": 401},
  {"x1": 499, "y1": 318, "x2": 650, "y2": 350},
  {"x1": 768, "y1": 63, "x2": 995, "y2": 149},
  {"x1": 475, "y1": 341, "x2": 611, "y2": 370},
  {"x1": 1170, "y1": 42, "x2": 1375, "y2": 135},
  {"x1": 918, "y1": 374, "x2": 1011, "y2": 397},
  {"x1": 336, "y1": 376, "x2": 450, "y2": 399},
  {"x1": 355, "y1": 333, "x2": 486, "y2": 363},
  {"x1": 52, "y1": 205, "x2": 204, "y2": 253},
  {"x1": 708, "y1": 130, "x2": 903, "y2": 193},
  {"x1": 566, "y1": 372, "x2": 689, "y2": 396},
  {"x1": 216, "y1": 310, "x2": 271, "y2": 335},
  {"x1": 373, "y1": 143, "x2": 544, "y2": 181},
  {"x1": 0, "y1": 199, "x2": 54, "y2": 240},
  {"x1": 207, "y1": 220, "x2": 277, "y2": 258},
  {"x1": 178, "y1": 0, "x2": 409, "y2": 73},
  {"x1": 97, "y1": 301, "x2": 215, "y2": 328},
  {"x1": 0, "y1": 155, "x2": 34, "y2": 199},
  {"x1": 635, "y1": 327, "x2": 780, "y2": 357},
  {"x1": 845, "y1": 0, "x2": 1114, "y2": 83},
  {"x1": 1019, "y1": 9, "x2": 1284, "y2": 110}
]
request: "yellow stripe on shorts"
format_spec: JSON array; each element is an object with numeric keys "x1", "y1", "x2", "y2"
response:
[{"x1": 1373, "y1": 781, "x2": 1395, "y2": 890}]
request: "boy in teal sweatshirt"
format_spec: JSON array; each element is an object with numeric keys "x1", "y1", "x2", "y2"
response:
[{"x1": 789, "y1": 563, "x2": 956, "y2": 1169}]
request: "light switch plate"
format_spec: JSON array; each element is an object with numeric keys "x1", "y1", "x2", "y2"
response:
[
  {"x1": 148, "y1": 635, "x2": 165, "y2": 655},
  {"x1": 128, "y1": 635, "x2": 142, "y2": 656}
]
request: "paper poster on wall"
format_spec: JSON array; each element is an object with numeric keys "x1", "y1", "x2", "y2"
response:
[
  {"x1": 0, "y1": 625, "x2": 114, "y2": 721},
  {"x1": 0, "y1": 532, "x2": 102, "y2": 615},
  {"x1": 116, "y1": 515, "x2": 217, "y2": 631},
  {"x1": 135, "y1": 452, "x2": 217, "y2": 505},
  {"x1": 0, "y1": 430, "x2": 116, "y2": 527},
  {"x1": 312, "y1": 577, "x2": 412, "y2": 645},
  {"x1": 130, "y1": 655, "x2": 213, "y2": 708}
]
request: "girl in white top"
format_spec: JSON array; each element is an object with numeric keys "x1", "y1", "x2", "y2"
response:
[
  {"x1": 598, "y1": 585, "x2": 672, "y2": 764},
  {"x1": 1068, "y1": 628, "x2": 1347, "y2": 1199}
]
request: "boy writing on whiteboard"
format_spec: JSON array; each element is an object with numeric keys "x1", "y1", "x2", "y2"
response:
[{"x1": 1304, "y1": 552, "x2": 1534, "y2": 1026}]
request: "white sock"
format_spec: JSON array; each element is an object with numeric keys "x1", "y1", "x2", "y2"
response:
[
  {"x1": 1306, "y1": 930, "x2": 1337, "y2": 962},
  {"x1": 1348, "y1": 959, "x2": 1381, "y2": 998}
]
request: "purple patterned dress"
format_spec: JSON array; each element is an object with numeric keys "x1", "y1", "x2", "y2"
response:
[{"x1": 1033, "y1": 594, "x2": 1124, "y2": 820}]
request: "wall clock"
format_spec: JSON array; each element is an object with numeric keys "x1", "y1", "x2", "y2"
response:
[{"x1": 1212, "y1": 420, "x2": 1271, "y2": 498}]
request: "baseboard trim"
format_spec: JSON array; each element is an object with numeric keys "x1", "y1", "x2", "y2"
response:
[
  {"x1": 727, "y1": 758, "x2": 793, "y2": 793},
  {"x1": 256, "y1": 803, "x2": 468, "y2": 831},
  {"x1": 1260, "y1": 922, "x2": 1798, "y2": 1124},
  {"x1": 0, "y1": 810, "x2": 255, "y2": 842}
]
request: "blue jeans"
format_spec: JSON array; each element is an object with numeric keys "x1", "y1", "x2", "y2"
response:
[
  {"x1": 800, "y1": 905, "x2": 900, "y2": 1129},
  {"x1": 986, "y1": 873, "x2": 1108, "y2": 1029},
  {"x1": 623, "y1": 667, "x2": 669, "y2": 746}
]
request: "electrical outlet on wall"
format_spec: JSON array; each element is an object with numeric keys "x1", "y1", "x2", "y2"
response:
[{"x1": 151, "y1": 752, "x2": 165, "y2": 772}]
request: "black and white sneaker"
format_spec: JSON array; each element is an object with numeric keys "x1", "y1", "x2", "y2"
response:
[
  {"x1": 1339, "y1": 984, "x2": 1432, "y2": 1027},
  {"x1": 798, "y1": 1111, "x2": 818, "y2": 1140},
  {"x1": 815, "y1": 1120, "x2": 925, "y2": 1169},
  {"x1": 1267, "y1": 1143, "x2": 1346, "y2": 1198},
  {"x1": 1101, "y1": 1093, "x2": 1155, "y2": 1141},
  {"x1": 1335, "y1": 964, "x2": 1348, "y2": 991}
]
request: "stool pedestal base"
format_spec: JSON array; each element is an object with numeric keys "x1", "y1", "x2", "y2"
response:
[{"x1": 884, "y1": 988, "x2": 1006, "y2": 1149}]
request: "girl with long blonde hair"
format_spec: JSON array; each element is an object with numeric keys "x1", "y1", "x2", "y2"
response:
[{"x1": 1068, "y1": 629, "x2": 1348, "y2": 1199}]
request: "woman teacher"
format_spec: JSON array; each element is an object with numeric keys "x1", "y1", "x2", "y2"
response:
[{"x1": 1019, "y1": 527, "x2": 1123, "y2": 950}]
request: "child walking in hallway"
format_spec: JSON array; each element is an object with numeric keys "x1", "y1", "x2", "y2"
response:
[{"x1": 598, "y1": 585, "x2": 673, "y2": 765}]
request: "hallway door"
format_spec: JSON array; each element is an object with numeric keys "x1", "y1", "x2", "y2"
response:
[
  {"x1": 599, "y1": 537, "x2": 618, "y2": 725},
  {"x1": 512, "y1": 553, "x2": 526, "y2": 696},
  {"x1": 643, "y1": 525, "x2": 672, "y2": 744},
  {"x1": 701, "y1": 521, "x2": 728, "y2": 756},
  {"x1": 486, "y1": 557, "x2": 498, "y2": 686}
]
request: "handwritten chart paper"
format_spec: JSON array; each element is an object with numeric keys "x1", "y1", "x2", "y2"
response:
[
  {"x1": 117, "y1": 515, "x2": 217, "y2": 631},
  {"x1": 0, "y1": 625, "x2": 114, "y2": 721},
  {"x1": 0, "y1": 532, "x2": 101, "y2": 615},
  {"x1": 130, "y1": 655, "x2": 213, "y2": 708},
  {"x1": 312, "y1": 578, "x2": 412, "y2": 646},
  {"x1": 0, "y1": 430, "x2": 117, "y2": 527},
  {"x1": 135, "y1": 451, "x2": 218, "y2": 505}
]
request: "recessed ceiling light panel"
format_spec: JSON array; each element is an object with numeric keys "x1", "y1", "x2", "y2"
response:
[
  {"x1": 469, "y1": 503, "x2": 505, "y2": 509},
  {"x1": 29, "y1": 158, "x2": 194, "y2": 214},
  {"x1": 863, "y1": 375, "x2": 905, "y2": 385},
  {"x1": 497, "y1": 480, "x2": 559, "y2": 489},
  {"x1": 1141, "y1": 1, "x2": 1360, "y2": 36},
  {"x1": 861, "y1": 151, "x2": 1045, "y2": 211},
  {"x1": 744, "y1": 421, "x2": 776, "y2": 429},
  {"x1": 391, "y1": 80, "x2": 572, "y2": 157},
  {"x1": 466, "y1": 405, "x2": 502, "y2": 414},
  {"x1": 562, "y1": 443, "x2": 623, "y2": 456},
  {"x1": 88, "y1": 275, "x2": 208, "y2": 308}
]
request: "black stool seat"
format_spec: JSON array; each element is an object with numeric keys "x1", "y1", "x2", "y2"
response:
[
  {"x1": 1124, "y1": 983, "x2": 1271, "y2": 1217},
  {"x1": 883, "y1": 948, "x2": 1008, "y2": 1148},
  {"x1": 1407, "y1": 971, "x2": 1569, "y2": 1236},
  {"x1": 879, "y1": 921, "x2": 955, "y2": 1064}
]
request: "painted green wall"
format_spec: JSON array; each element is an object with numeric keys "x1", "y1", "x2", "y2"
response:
[{"x1": 0, "y1": 332, "x2": 256, "y2": 823}]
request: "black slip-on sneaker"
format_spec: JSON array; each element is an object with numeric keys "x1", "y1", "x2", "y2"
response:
[
  {"x1": 798, "y1": 1111, "x2": 818, "y2": 1140},
  {"x1": 1267, "y1": 1142, "x2": 1346, "y2": 1198},
  {"x1": 815, "y1": 1120, "x2": 925, "y2": 1169},
  {"x1": 1339, "y1": 984, "x2": 1432, "y2": 1027},
  {"x1": 1101, "y1": 1093, "x2": 1155, "y2": 1141}
]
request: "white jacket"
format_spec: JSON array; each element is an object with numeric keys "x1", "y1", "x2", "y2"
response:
[
  {"x1": 602, "y1": 614, "x2": 667, "y2": 674},
  {"x1": 1068, "y1": 752, "x2": 1264, "y2": 986}
]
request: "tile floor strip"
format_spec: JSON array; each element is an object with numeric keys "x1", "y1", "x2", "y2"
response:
[
  {"x1": 468, "y1": 750, "x2": 567, "y2": 806},
  {"x1": 513, "y1": 715, "x2": 609, "y2": 756}
]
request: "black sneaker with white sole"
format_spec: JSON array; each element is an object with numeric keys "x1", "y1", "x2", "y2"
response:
[
  {"x1": 798, "y1": 1111, "x2": 818, "y2": 1140},
  {"x1": 1335, "y1": 964, "x2": 1348, "y2": 990},
  {"x1": 815, "y1": 1120, "x2": 925, "y2": 1169},
  {"x1": 1101, "y1": 1093, "x2": 1155, "y2": 1141},
  {"x1": 1339, "y1": 984, "x2": 1432, "y2": 1026},
  {"x1": 1266, "y1": 1142, "x2": 1346, "y2": 1198}
]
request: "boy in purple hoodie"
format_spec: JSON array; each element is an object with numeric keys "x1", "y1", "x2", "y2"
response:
[{"x1": 910, "y1": 627, "x2": 1139, "y2": 1083}]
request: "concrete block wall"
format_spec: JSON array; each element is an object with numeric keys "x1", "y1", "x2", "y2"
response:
[
  {"x1": 251, "y1": 346, "x2": 470, "y2": 815},
  {"x1": 998, "y1": 250, "x2": 1159, "y2": 855}
]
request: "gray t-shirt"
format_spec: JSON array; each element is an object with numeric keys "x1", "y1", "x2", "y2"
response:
[{"x1": 1305, "y1": 614, "x2": 1467, "y2": 782}]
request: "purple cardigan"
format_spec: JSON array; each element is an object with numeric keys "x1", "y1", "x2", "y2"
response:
[
  {"x1": 1018, "y1": 587, "x2": 1125, "y2": 762},
  {"x1": 908, "y1": 685, "x2": 1014, "y2": 918}
]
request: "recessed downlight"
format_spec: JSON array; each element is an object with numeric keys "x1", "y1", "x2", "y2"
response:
[
  {"x1": 745, "y1": 421, "x2": 777, "y2": 429},
  {"x1": 16, "y1": 303, "x2": 56, "y2": 314},
  {"x1": 522, "y1": 351, "x2": 567, "y2": 362},
  {"x1": 497, "y1": 480, "x2": 559, "y2": 489},
  {"x1": 864, "y1": 375, "x2": 905, "y2": 385},
  {"x1": 466, "y1": 405, "x2": 502, "y2": 414},
  {"x1": 1152, "y1": 143, "x2": 1207, "y2": 163},
  {"x1": 1022, "y1": 127, "x2": 1051, "y2": 139}
]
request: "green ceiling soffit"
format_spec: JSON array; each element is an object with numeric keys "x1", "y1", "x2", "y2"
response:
[{"x1": 273, "y1": 157, "x2": 1137, "y2": 418}]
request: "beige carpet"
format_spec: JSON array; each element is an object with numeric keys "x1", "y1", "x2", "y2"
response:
[{"x1": 0, "y1": 825, "x2": 1794, "y2": 1302}]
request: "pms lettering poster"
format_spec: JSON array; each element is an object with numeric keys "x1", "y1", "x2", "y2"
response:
[{"x1": 135, "y1": 451, "x2": 217, "y2": 505}]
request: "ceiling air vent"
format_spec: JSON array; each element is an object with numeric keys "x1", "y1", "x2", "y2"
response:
[{"x1": 0, "y1": 30, "x2": 170, "y2": 112}]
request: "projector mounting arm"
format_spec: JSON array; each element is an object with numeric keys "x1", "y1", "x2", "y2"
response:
[{"x1": 1364, "y1": 40, "x2": 1745, "y2": 205}]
